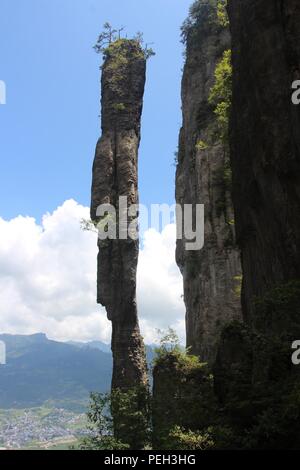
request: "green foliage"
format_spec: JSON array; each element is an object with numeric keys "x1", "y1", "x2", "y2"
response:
[
  {"x1": 213, "y1": 280, "x2": 300, "y2": 449},
  {"x1": 93, "y1": 22, "x2": 123, "y2": 53},
  {"x1": 167, "y1": 426, "x2": 215, "y2": 450},
  {"x1": 253, "y1": 280, "x2": 300, "y2": 336},
  {"x1": 94, "y1": 23, "x2": 155, "y2": 61},
  {"x1": 209, "y1": 49, "x2": 232, "y2": 144},
  {"x1": 79, "y1": 392, "x2": 129, "y2": 450},
  {"x1": 153, "y1": 328, "x2": 204, "y2": 373},
  {"x1": 99, "y1": 37, "x2": 153, "y2": 104},
  {"x1": 208, "y1": 50, "x2": 233, "y2": 217},
  {"x1": 153, "y1": 328, "x2": 183, "y2": 365},
  {"x1": 227, "y1": 218, "x2": 235, "y2": 226},
  {"x1": 103, "y1": 40, "x2": 132, "y2": 95},
  {"x1": 152, "y1": 330, "x2": 218, "y2": 449},
  {"x1": 166, "y1": 424, "x2": 238, "y2": 450},
  {"x1": 217, "y1": 0, "x2": 229, "y2": 27},
  {"x1": 181, "y1": 0, "x2": 228, "y2": 45},
  {"x1": 195, "y1": 139, "x2": 209, "y2": 151},
  {"x1": 151, "y1": 282, "x2": 300, "y2": 450},
  {"x1": 241, "y1": 383, "x2": 300, "y2": 449},
  {"x1": 153, "y1": 328, "x2": 204, "y2": 372},
  {"x1": 104, "y1": 38, "x2": 142, "y2": 63},
  {"x1": 80, "y1": 387, "x2": 151, "y2": 450},
  {"x1": 133, "y1": 31, "x2": 155, "y2": 60},
  {"x1": 111, "y1": 386, "x2": 151, "y2": 450},
  {"x1": 112, "y1": 102, "x2": 126, "y2": 111},
  {"x1": 233, "y1": 275, "x2": 242, "y2": 297}
]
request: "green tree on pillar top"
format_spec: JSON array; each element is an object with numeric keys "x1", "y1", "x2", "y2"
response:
[{"x1": 93, "y1": 23, "x2": 155, "y2": 60}]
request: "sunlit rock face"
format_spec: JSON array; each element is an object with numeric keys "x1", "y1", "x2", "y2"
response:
[{"x1": 176, "y1": 1, "x2": 242, "y2": 363}]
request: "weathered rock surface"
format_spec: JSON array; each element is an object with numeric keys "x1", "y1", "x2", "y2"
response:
[
  {"x1": 176, "y1": 1, "x2": 241, "y2": 363},
  {"x1": 212, "y1": 1, "x2": 300, "y2": 448},
  {"x1": 228, "y1": 0, "x2": 300, "y2": 323},
  {"x1": 91, "y1": 40, "x2": 148, "y2": 391}
]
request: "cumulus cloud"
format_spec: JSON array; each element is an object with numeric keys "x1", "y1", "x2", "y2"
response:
[
  {"x1": 0, "y1": 200, "x2": 185, "y2": 344},
  {"x1": 137, "y1": 226, "x2": 185, "y2": 343}
]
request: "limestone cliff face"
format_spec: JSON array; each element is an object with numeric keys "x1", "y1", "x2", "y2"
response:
[
  {"x1": 227, "y1": 0, "x2": 300, "y2": 324},
  {"x1": 212, "y1": 2, "x2": 300, "y2": 447},
  {"x1": 91, "y1": 40, "x2": 148, "y2": 391},
  {"x1": 176, "y1": 1, "x2": 241, "y2": 363}
]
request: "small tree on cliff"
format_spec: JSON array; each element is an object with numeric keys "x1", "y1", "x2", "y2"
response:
[
  {"x1": 80, "y1": 388, "x2": 151, "y2": 450},
  {"x1": 93, "y1": 22, "x2": 123, "y2": 53},
  {"x1": 93, "y1": 23, "x2": 155, "y2": 60},
  {"x1": 181, "y1": 0, "x2": 228, "y2": 44},
  {"x1": 79, "y1": 392, "x2": 129, "y2": 450}
]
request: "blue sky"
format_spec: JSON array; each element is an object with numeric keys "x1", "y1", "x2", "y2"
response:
[{"x1": 0, "y1": 0, "x2": 191, "y2": 221}]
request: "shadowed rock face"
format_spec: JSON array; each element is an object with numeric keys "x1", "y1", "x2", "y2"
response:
[
  {"x1": 212, "y1": 3, "x2": 300, "y2": 445},
  {"x1": 228, "y1": 0, "x2": 300, "y2": 323},
  {"x1": 91, "y1": 40, "x2": 148, "y2": 390},
  {"x1": 176, "y1": 2, "x2": 241, "y2": 363}
]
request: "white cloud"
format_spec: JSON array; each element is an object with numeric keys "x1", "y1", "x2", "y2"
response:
[
  {"x1": 0, "y1": 200, "x2": 185, "y2": 345},
  {"x1": 137, "y1": 225, "x2": 185, "y2": 343}
]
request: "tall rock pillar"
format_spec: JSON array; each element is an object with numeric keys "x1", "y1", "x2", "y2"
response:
[{"x1": 91, "y1": 39, "x2": 148, "y2": 392}]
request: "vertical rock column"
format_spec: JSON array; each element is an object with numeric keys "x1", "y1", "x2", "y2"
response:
[
  {"x1": 227, "y1": 0, "x2": 300, "y2": 323},
  {"x1": 91, "y1": 40, "x2": 148, "y2": 391},
  {"x1": 176, "y1": 1, "x2": 241, "y2": 363}
]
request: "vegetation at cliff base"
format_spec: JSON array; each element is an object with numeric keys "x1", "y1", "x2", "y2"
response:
[
  {"x1": 212, "y1": 280, "x2": 300, "y2": 449},
  {"x1": 80, "y1": 386, "x2": 151, "y2": 450},
  {"x1": 79, "y1": 392, "x2": 129, "y2": 450},
  {"x1": 167, "y1": 426, "x2": 215, "y2": 450},
  {"x1": 152, "y1": 330, "x2": 219, "y2": 450}
]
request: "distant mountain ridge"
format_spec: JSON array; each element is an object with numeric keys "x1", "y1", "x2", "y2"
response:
[
  {"x1": 0, "y1": 333, "x2": 112, "y2": 410},
  {"x1": 0, "y1": 334, "x2": 154, "y2": 411},
  {"x1": 67, "y1": 339, "x2": 111, "y2": 353}
]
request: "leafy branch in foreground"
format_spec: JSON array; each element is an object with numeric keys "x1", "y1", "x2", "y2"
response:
[
  {"x1": 79, "y1": 392, "x2": 129, "y2": 450},
  {"x1": 80, "y1": 386, "x2": 151, "y2": 450}
]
